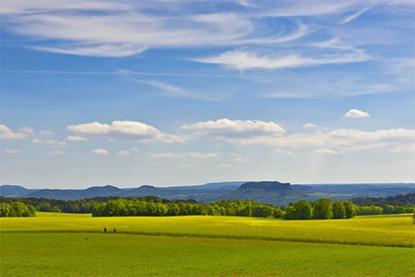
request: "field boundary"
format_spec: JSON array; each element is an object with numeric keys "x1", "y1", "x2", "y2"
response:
[{"x1": 2, "y1": 230, "x2": 413, "y2": 249}]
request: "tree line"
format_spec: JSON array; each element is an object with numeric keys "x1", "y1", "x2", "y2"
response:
[
  {"x1": 0, "y1": 195, "x2": 413, "y2": 219},
  {"x1": 0, "y1": 201, "x2": 36, "y2": 217},
  {"x1": 356, "y1": 204, "x2": 413, "y2": 215},
  {"x1": 91, "y1": 199, "x2": 285, "y2": 218},
  {"x1": 352, "y1": 193, "x2": 415, "y2": 206},
  {"x1": 284, "y1": 199, "x2": 356, "y2": 220}
]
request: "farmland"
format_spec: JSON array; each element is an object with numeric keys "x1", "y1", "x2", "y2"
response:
[{"x1": 1, "y1": 213, "x2": 414, "y2": 276}]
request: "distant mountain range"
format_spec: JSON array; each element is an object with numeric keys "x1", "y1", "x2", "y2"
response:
[{"x1": 1, "y1": 181, "x2": 415, "y2": 205}]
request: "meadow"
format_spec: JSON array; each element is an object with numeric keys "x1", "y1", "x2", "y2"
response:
[{"x1": 1, "y1": 213, "x2": 414, "y2": 276}]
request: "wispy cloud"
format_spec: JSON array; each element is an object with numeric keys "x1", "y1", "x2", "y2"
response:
[
  {"x1": 194, "y1": 49, "x2": 369, "y2": 70},
  {"x1": 134, "y1": 79, "x2": 219, "y2": 101},
  {"x1": 67, "y1": 136, "x2": 88, "y2": 142},
  {"x1": 0, "y1": 2, "x2": 307, "y2": 57},
  {"x1": 4, "y1": 149, "x2": 22, "y2": 155},
  {"x1": 340, "y1": 5, "x2": 374, "y2": 24},
  {"x1": 151, "y1": 152, "x2": 219, "y2": 159}
]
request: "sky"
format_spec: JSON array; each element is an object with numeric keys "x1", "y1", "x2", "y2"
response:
[{"x1": 0, "y1": 0, "x2": 414, "y2": 188}]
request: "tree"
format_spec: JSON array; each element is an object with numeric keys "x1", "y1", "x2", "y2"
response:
[
  {"x1": 342, "y1": 201, "x2": 356, "y2": 218},
  {"x1": 333, "y1": 201, "x2": 346, "y2": 219},
  {"x1": 0, "y1": 203, "x2": 10, "y2": 217},
  {"x1": 284, "y1": 200, "x2": 312, "y2": 220},
  {"x1": 253, "y1": 205, "x2": 274, "y2": 218},
  {"x1": 313, "y1": 199, "x2": 333, "y2": 219},
  {"x1": 238, "y1": 204, "x2": 253, "y2": 217},
  {"x1": 0, "y1": 201, "x2": 35, "y2": 217},
  {"x1": 295, "y1": 200, "x2": 313, "y2": 219},
  {"x1": 284, "y1": 205, "x2": 297, "y2": 220},
  {"x1": 273, "y1": 208, "x2": 285, "y2": 218},
  {"x1": 356, "y1": 205, "x2": 382, "y2": 215}
]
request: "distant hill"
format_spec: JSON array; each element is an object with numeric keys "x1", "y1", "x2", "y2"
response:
[
  {"x1": 223, "y1": 181, "x2": 306, "y2": 205},
  {"x1": 171, "y1": 181, "x2": 245, "y2": 191},
  {"x1": 308, "y1": 184, "x2": 415, "y2": 198},
  {"x1": 1, "y1": 182, "x2": 414, "y2": 203},
  {"x1": 27, "y1": 185, "x2": 121, "y2": 200},
  {"x1": 0, "y1": 185, "x2": 35, "y2": 197}
]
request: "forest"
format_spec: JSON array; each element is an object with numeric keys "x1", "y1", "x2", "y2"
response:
[{"x1": 1, "y1": 194, "x2": 413, "y2": 219}]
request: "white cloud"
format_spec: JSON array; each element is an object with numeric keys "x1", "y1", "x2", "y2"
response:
[
  {"x1": 313, "y1": 148, "x2": 338, "y2": 155},
  {"x1": 93, "y1": 148, "x2": 108, "y2": 155},
  {"x1": 50, "y1": 150, "x2": 66, "y2": 155},
  {"x1": 31, "y1": 138, "x2": 42, "y2": 144},
  {"x1": 67, "y1": 120, "x2": 185, "y2": 143},
  {"x1": 39, "y1": 130, "x2": 55, "y2": 136},
  {"x1": 67, "y1": 135, "x2": 88, "y2": 142},
  {"x1": 194, "y1": 50, "x2": 368, "y2": 70},
  {"x1": 182, "y1": 118, "x2": 285, "y2": 144},
  {"x1": 272, "y1": 128, "x2": 415, "y2": 153},
  {"x1": 151, "y1": 152, "x2": 218, "y2": 159},
  {"x1": 303, "y1": 123, "x2": 317, "y2": 128},
  {"x1": 117, "y1": 150, "x2": 130, "y2": 156},
  {"x1": 32, "y1": 138, "x2": 66, "y2": 147},
  {"x1": 0, "y1": 124, "x2": 32, "y2": 139},
  {"x1": 230, "y1": 154, "x2": 248, "y2": 163},
  {"x1": 4, "y1": 149, "x2": 22, "y2": 155},
  {"x1": 181, "y1": 118, "x2": 415, "y2": 154},
  {"x1": 344, "y1": 109, "x2": 370, "y2": 119},
  {"x1": 219, "y1": 163, "x2": 233, "y2": 168}
]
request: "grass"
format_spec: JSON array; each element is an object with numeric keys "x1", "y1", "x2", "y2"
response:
[
  {"x1": 1, "y1": 212, "x2": 414, "y2": 247},
  {"x1": 1, "y1": 213, "x2": 414, "y2": 276},
  {"x1": 1, "y1": 233, "x2": 414, "y2": 277}
]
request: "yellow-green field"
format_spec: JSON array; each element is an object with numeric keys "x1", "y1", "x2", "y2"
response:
[{"x1": 1, "y1": 213, "x2": 414, "y2": 276}]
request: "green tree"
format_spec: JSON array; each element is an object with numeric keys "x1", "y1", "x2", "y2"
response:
[
  {"x1": 273, "y1": 208, "x2": 285, "y2": 218},
  {"x1": 313, "y1": 199, "x2": 333, "y2": 219},
  {"x1": 0, "y1": 203, "x2": 10, "y2": 217},
  {"x1": 356, "y1": 205, "x2": 382, "y2": 215},
  {"x1": 284, "y1": 205, "x2": 297, "y2": 220},
  {"x1": 333, "y1": 201, "x2": 346, "y2": 219},
  {"x1": 342, "y1": 201, "x2": 356, "y2": 218},
  {"x1": 295, "y1": 200, "x2": 313, "y2": 219},
  {"x1": 252, "y1": 205, "x2": 274, "y2": 218}
]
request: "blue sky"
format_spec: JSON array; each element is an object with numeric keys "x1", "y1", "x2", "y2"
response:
[{"x1": 0, "y1": 0, "x2": 414, "y2": 188}]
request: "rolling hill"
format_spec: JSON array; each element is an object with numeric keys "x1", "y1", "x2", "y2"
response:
[{"x1": 1, "y1": 181, "x2": 414, "y2": 204}]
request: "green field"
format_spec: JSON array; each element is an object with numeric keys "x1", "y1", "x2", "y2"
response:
[{"x1": 1, "y1": 213, "x2": 414, "y2": 276}]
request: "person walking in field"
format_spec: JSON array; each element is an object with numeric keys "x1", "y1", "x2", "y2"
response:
[
  {"x1": 113, "y1": 228, "x2": 116, "y2": 233},
  {"x1": 104, "y1": 227, "x2": 107, "y2": 233}
]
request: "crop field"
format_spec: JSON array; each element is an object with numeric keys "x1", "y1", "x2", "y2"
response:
[{"x1": 1, "y1": 213, "x2": 414, "y2": 276}]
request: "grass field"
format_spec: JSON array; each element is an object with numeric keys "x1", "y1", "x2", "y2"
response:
[{"x1": 1, "y1": 213, "x2": 414, "y2": 276}]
